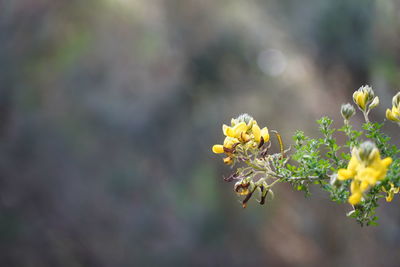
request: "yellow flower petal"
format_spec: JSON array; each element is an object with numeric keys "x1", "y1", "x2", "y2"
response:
[
  {"x1": 347, "y1": 155, "x2": 359, "y2": 173},
  {"x1": 233, "y1": 122, "x2": 247, "y2": 138},
  {"x1": 260, "y1": 127, "x2": 270, "y2": 142},
  {"x1": 381, "y1": 157, "x2": 393, "y2": 167},
  {"x1": 356, "y1": 93, "x2": 366, "y2": 110},
  {"x1": 358, "y1": 168, "x2": 379, "y2": 185},
  {"x1": 252, "y1": 124, "x2": 261, "y2": 143},
  {"x1": 225, "y1": 127, "x2": 236, "y2": 138},
  {"x1": 337, "y1": 169, "x2": 354, "y2": 180},
  {"x1": 393, "y1": 106, "x2": 400, "y2": 117},
  {"x1": 367, "y1": 148, "x2": 380, "y2": 162},
  {"x1": 350, "y1": 180, "x2": 360, "y2": 193},
  {"x1": 352, "y1": 91, "x2": 359, "y2": 103},
  {"x1": 386, "y1": 109, "x2": 397, "y2": 121},
  {"x1": 241, "y1": 132, "x2": 250, "y2": 142},
  {"x1": 212, "y1": 144, "x2": 224, "y2": 154},
  {"x1": 386, "y1": 193, "x2": 394, "y2": 202},
  {"x1": 349, "y1": 192, "x2": 362, "y2": 205},
  {"x1": 360, "y1": 180, "x2": 370, "y2": 191},
  {"x1": 223, "y1": 137, "x2": 238, "y2": 149}
]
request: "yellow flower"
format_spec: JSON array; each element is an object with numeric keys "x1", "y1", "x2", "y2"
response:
[
  {"x1": 232, "y1": 122, "x2": 248, "y2": 138},
  {"x1": 382, "y1": 183, "x2": 400, "y2": 202},
  {"x1": 213, "y1": 114, "x2": 270, "y2": 152},
  {"x1": 212, "y1": 136, "x2": 239, "y2": 154},
  {"x1": 223, "y1": 136, "x2": 239, "y2": 149},
  {"x1": 386, "y1": 92, "x2": 400, "y2": 123},
  {"x1": 337, "y1": 141, "x2": 392, "y2": 205},
  {"x1": 223, "y1": 121, "x2": 253, "y2": 143},
  {"x1": 212, "y1": 114, "x2": 271, "y2": 164},
  {"x1": 352, "y1": 85, "x2": 378, "y2": 112},
  {"x1": 386, "y1": 108, "x2": 400, "y2": 122}
]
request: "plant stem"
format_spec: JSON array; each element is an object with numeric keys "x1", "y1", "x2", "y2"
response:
[
  {"x1": 363, "y1": 111, "x2": 370, "y2": 123},
  {"x1": 245, "y1": 161, "x2": 265, "y2": 171}
]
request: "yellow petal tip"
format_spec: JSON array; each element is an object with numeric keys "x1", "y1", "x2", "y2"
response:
[{"x1": 212, "y1": 144, "x2": 224, "y2": 154}]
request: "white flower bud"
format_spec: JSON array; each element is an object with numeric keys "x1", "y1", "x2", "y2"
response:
[
  {"x1": 368, "y1": 96, "x2": 379, "y2": 110},
  {"x1": 341, "y1": 103, "x2": 355, "y2": 120}
]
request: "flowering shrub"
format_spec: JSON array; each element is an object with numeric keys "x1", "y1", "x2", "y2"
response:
[{"x1": 212, "y1": 86, "x2": 400, "y2": 226}]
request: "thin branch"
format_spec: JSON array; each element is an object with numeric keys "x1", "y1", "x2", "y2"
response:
[
  {"x1": 244, "y1": 160, "x2": 266, "y2": 171},
  {"x1": 276, "y1": 175, "x2": 330, "y2": 181}
]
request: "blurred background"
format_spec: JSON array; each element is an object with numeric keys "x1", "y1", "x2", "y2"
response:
[{"x1": 2, "y1": 0, "x2": 400, "y2": 266}]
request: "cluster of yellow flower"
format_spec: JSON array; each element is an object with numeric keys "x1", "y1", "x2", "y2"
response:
[
  {"x1": 212, "y1": 85, "x2": 400, "y2": 216},
  {"x1": 352, "y1": 85, "x2": 379, "y2": 123},
  {"x1": 335, "y1": 86, "x2": 400, "y2": 205},
  {"x1": 386, "y1": 92, "x2": 400, "y2": 123},
  {"x1": 337, "y1": 142, "x2": 392, "y2": 205},
  {"x1": 352, "y1": 85, "x2": 379, "y2": 113},
  {"x1": 212, "y1": 114, "x2": 269, "y2": 164},
  {"x1": 352, "y1": 85, "x2": 400, "y2": 125}
]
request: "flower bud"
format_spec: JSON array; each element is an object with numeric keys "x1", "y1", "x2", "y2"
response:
[
  {"x1": 392, "y1": 92, "x2": 400, "y2": 108},
  {"x1": 340, "y1": 103, "x2": 355, "y2": 121},
  {"x1": 236, "y1": 113, "x2": 254, "y2": 125},
  {"x1": 353, "y1": 85, "x2": 375, "y2": 111},
  {"x1": 368, "y1": 96, "x2": 379, "y2": 110},
  {"x1": 386, "y1": 92, "x2": 400, "y2": 124},
  {"x1": 386, "y1": 107, "x2": 400, "y2": 122},
  {"x1": 231, "y1": 118, "x2": 237, "y2": 126},
  {"x1": 356, "y1": 141, "x2": 378, "y2": 165}
]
